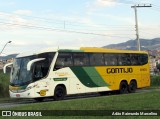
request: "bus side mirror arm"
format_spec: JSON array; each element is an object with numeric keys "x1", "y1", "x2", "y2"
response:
[
  {"x1": 27, "y1": 58, "x2": 45, "y2": 71},
  {"x1": 3, "y1": 62, "x2": 13, "y2": 74}
]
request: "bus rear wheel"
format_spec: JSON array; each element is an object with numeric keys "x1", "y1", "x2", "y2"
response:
[
  {"x1": 54, "y1": 85, "x2": 66, "y2": 101},
  {"x1": 128, "y1": 80, "x2": 137, "y2": 93},
  {"x1": 119, "y1": 81, "x2": 128, "y2": 94}
]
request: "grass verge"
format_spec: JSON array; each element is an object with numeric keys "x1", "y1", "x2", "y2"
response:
[
  {"x1": 0, "y1": 91, "x2": 160, "y2": 118},
  {"x1": 4, "y1": 91, "x2": 159, "y2": 110}
]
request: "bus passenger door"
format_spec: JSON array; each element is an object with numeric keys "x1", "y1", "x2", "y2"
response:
[{"x1": 69, "y1": 77, "x2": 86, "y2": 94}]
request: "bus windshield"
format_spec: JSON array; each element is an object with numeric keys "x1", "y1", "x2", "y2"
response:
[{"x1": 10, "y1": 52, "x2": 55, "y2": 86}]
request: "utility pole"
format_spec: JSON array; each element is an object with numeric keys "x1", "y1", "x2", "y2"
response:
[{"x1": 131, "y1": 4, "x2": 152, "y2": 51}]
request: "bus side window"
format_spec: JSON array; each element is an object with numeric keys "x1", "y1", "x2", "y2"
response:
[
  {"x1": 118, "y1": 54, "x2": 131, "y2": 66},
  {"x1": 34, "y1": 52, "x2": 54, "y2": 80},
  {"x1": 104, "y1": 54, "x2": 110, "y2": 65},
  {"x1": 89, "y1": 53, "x2": 104, "y2": 66},
  {"x1": 104, "y1": 54, "x2": 118, "y2": 66},
  {"x1": 139, "y1": 54, "x2": 148, "y2": 65},
  {"x1": 130, "y1": 54, "x2": 140, "y2": 65},
  {"x1": 73, "y1": 53, "x2": 89, "y2": 66},
  {"x1": 33, "y1": 63, "x2": 43, "y2": 79},
  {"x1": 54, "y1": 53, "x2": 73, "y2": 70}
]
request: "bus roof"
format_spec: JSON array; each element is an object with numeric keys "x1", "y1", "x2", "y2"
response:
[
  {"x1": 80, "y1": 47, "x2": 148, "y2": 54},
  {"x1": 16, "y1": 47, "x2": 148, "y2": 58}
]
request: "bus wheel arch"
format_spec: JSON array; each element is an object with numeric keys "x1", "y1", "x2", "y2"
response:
[
  {"x1": 54, "y1": 84, "x2": 67, "y2": 101},
  {"x1": 119, "y1": 80, "x2": 128, "y2": 94},
  {"x1": 128, "y1": 79, "x2": 137, "y2": 93}
]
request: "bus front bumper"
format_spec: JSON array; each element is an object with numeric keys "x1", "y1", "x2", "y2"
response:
[{"x1": 9, "y1": 89, "x2": 40, "y2": 98}]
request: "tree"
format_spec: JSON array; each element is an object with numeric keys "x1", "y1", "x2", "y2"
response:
[{"x1": 156, "y1": 63, "x2": 160, "y2": 71}]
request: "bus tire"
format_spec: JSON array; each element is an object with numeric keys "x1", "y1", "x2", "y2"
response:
[
  {"x1": 119, "y1": 81, "x2": 128, "y2": 94},
  {"x1": 54, "y1": 85, "x2": 66, "y2": 101},
  {"x1": 128, "y1": 80, "x2": 137, "y2": 93}
]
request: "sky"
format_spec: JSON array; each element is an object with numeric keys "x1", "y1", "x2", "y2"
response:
[{"x1": 0, "y1": 0, "x2": 160, "y2": 55}]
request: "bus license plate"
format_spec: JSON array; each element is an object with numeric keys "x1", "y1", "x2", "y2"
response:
[{"x1": 16, "y1": 94, "x2": 20, "y2": 97}]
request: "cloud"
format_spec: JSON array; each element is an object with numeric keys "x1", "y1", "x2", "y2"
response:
[
  {"x1": 13, "y1": 10, "x2": 32, "y2": 15},
  {"x1": 89, "y1": 0, "x2": 117, "y2": 7},
  {"x1": 0, "y1": 10, "x2": 35, "y2": 30},
  {"x1": 95, "y1": 0, "x2": 117, "y2": 7},
  {"x1": 86, "y1": 0, "x2": 141, "y2": 12},
  {"x1": 86, "y1": 0, "x2": 117, "y2": 14},
  {"x1": 87, "y1": 11, "x2": 135, "y2": 25}
]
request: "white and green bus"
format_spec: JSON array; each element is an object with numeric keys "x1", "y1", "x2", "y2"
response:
[{"x1": 4, "y1": 47, "x2": 150, "y2": 101}]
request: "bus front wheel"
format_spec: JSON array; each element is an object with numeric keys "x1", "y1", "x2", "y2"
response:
[
  {"x1": 54, "y1": 85, "x2": 66, "y2": 101},
  {"x1": 119, "y1": 81, "x2": 128, "y2": 94}
]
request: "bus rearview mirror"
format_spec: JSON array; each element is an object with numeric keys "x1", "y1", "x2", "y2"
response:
[{"x1": 3, "y1": 62, "x2": 13, "y2": 74}]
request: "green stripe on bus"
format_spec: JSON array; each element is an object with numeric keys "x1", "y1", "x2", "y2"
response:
[
  {"x1": 53, "y1": 78, "x2": 67, "y2": 81},
  {"x1": 70, "y1": 67, "x2": 109, "y2": 88},
  {"x1": 83, "y1": 67, "x2": 109, "y2": 86},
  {"x1": 58, "y1": 49, "x2": 84, "y2": 52},
  {"x1": 70, "y1": 67, "x2": 98, "y2": 87}
]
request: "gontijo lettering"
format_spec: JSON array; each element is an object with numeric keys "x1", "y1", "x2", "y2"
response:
[{"x1": 106, "y1": 68, "x2": 133, "y2": 74}]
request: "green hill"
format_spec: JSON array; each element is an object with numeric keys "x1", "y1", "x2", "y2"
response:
[{"x1": 103, "y1": 38, "x2": 160, "y2": 50}]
